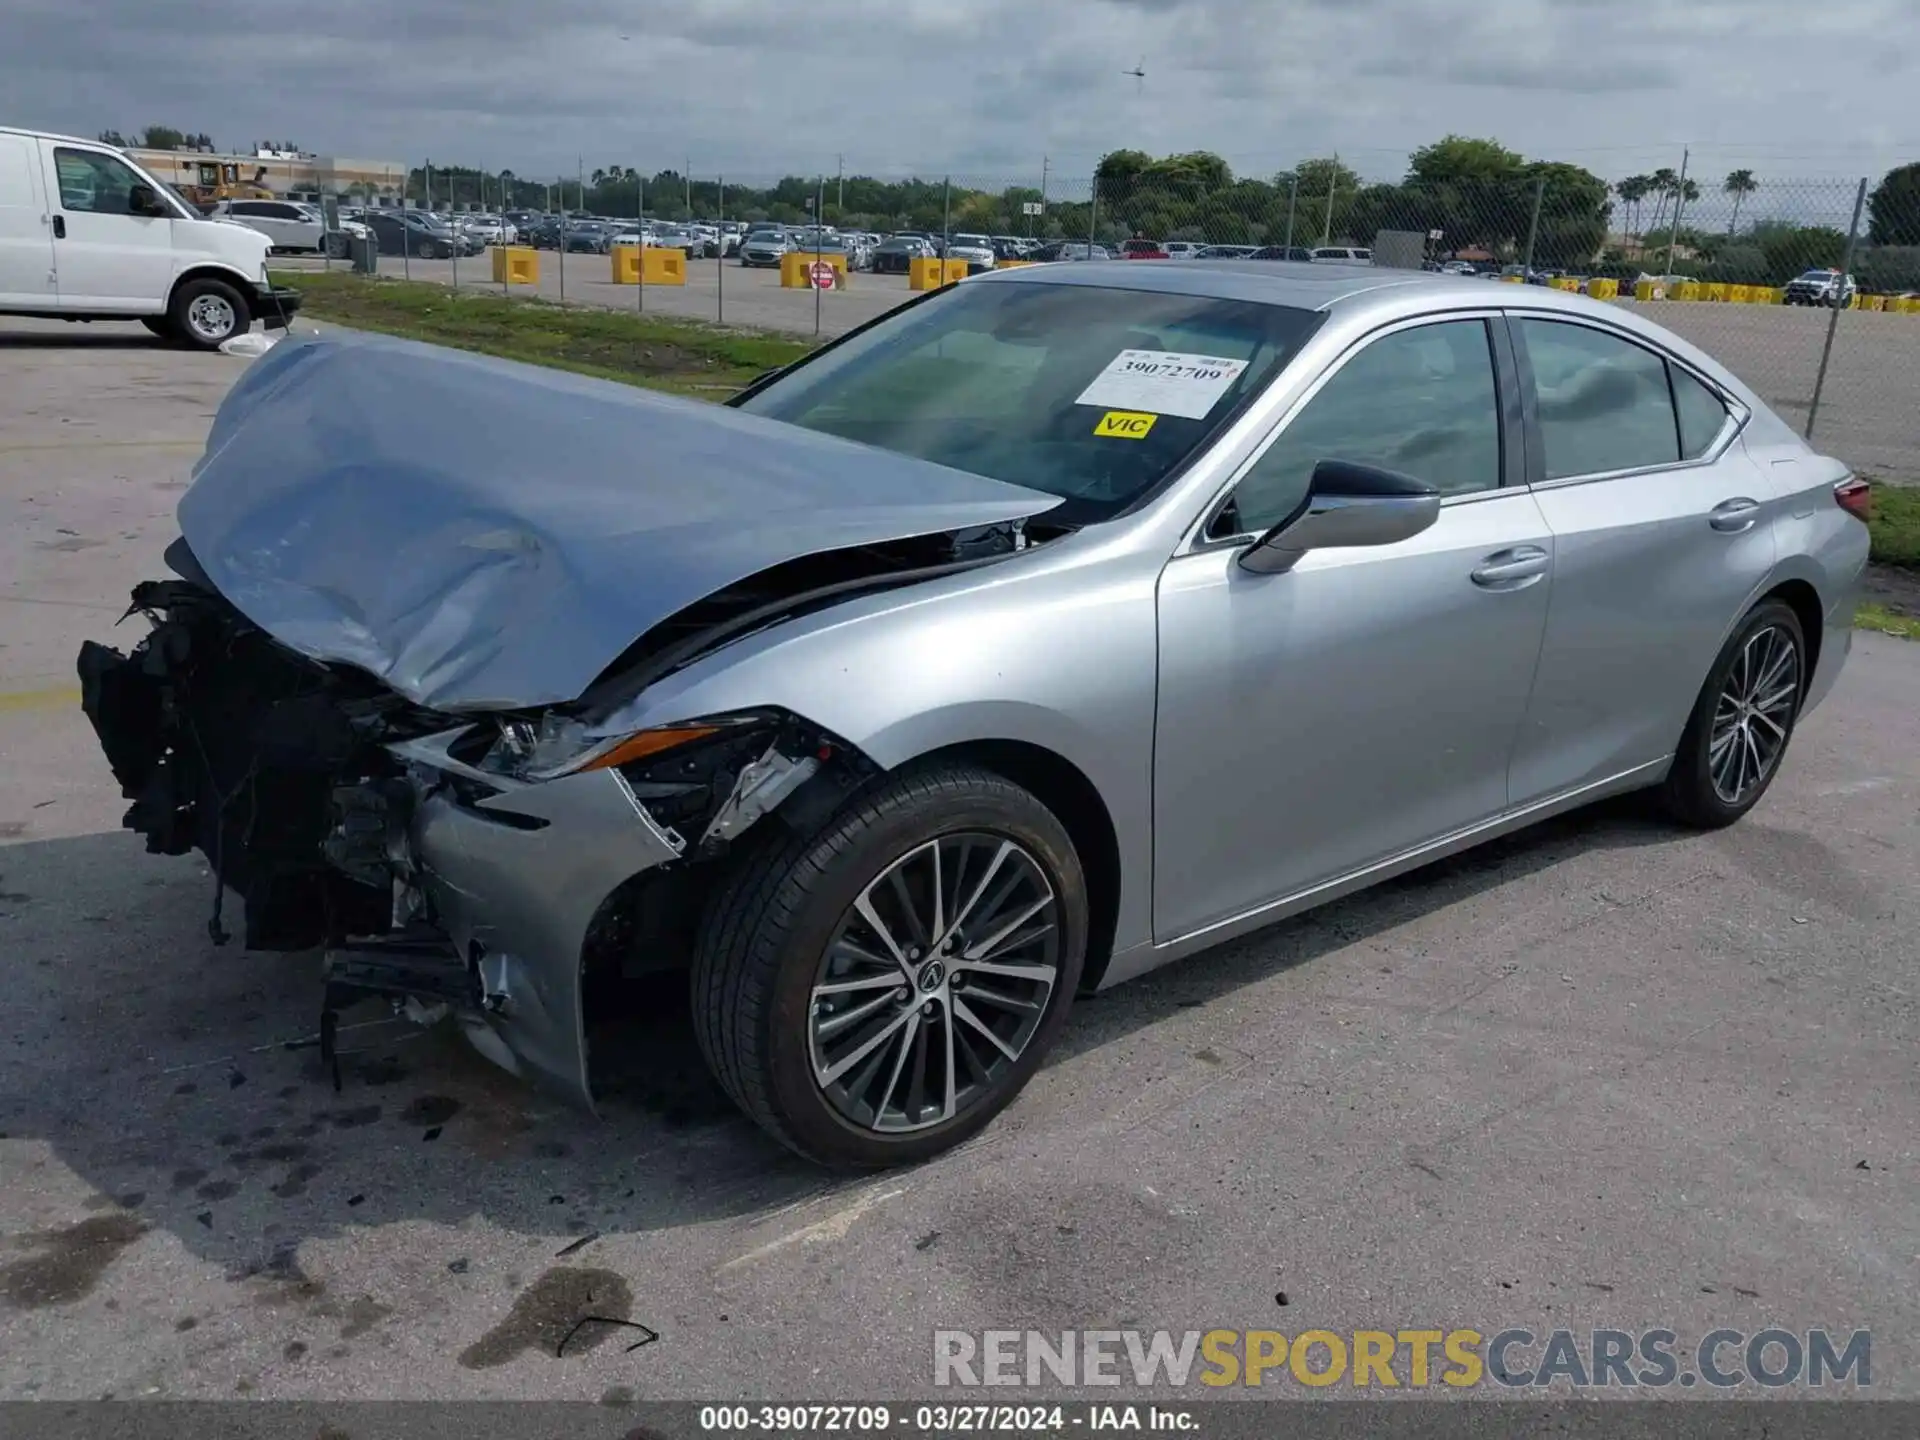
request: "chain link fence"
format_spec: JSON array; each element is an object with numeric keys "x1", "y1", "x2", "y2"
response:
[{"x1": 304, "y1": 156, "x2": 1920, "y2": 481}]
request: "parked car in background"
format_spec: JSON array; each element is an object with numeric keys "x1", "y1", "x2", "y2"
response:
[
  {"x1": 1121, "y1": 238, "x2": 1170, "y2": 260},
  {"x1": 81, "y1": 267, "x2": 1865, "y2": 1168},
  {"x1": 360, "y1": 209, "x2": 479, "y2": 259},
  {"x1": 1784, "y1": 269, "x2": 1857, "y2": 307},
  {"x1": 1440, "y1": 260, "x2": 1478, "y2": 276},
  {"x1": 207, "y1": 198, "x2": 364, "y2": 257},
  {"x1": 1196, "y1": 245, "x2": 1258, "y2": 259},
  {"x1": 1312, "y1": 246, "x2": 1373, "y2": 264},
  {"x1": 1163, "y1": 241, "x2": 1206, "y2": 260},
  {"x1": 649, "y1": 225, "x2": 699, "y2": 254},
  {"x1": 562, "y1": 220, "x2": 618, "y2": 254},
  {"x1": 871, "y1": 234, "x2": 935, "y2": 273},
  {"x1": 455, "y1": 214, "x2": 517, "y2": 246},
  {"x1": 1031, "y1": 241, "x2": 1111, "y2": 261},
  {"x1": 1249, "y1": 245, "x2": 1316, "y2": 262},
  {"x1": 944, "y1": 234, "x2": 998, "y2": 274},
  {"x1": 739, "y1": 227, "x2": 795, "y2": 267}
]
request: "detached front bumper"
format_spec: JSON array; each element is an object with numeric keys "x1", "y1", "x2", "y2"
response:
[{"x1": 384, "y1": 730, "x2": 689, "y2": 1111}]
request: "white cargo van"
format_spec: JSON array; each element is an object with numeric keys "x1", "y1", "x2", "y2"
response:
[{"x1": 0, "y1": 126, "x2": 302, "y2": 348}]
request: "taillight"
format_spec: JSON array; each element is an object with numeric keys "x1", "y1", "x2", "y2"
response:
[{"x1": 1834, "y1": 476, "x2": 1872, "y2": 522}]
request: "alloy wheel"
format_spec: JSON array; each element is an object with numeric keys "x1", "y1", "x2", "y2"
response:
[
  {"x1": 809, "y1": 833, "x2": 1060, "y2": 1135},
  {"x1": 186, "y1": 293, "x2": 237, "y2": 342},
  {"x1": 1708, "y1": 622, "x2": 1800, "y2": 805}
]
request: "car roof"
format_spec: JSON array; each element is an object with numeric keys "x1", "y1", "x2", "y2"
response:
[{"x1": 974, "y1": 259, "x2": 1763, "y2": 408}]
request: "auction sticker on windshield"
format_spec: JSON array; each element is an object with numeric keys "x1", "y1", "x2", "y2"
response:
[{"x1": 1076, "y1": 350, "x2": 1250, "y2": 420}]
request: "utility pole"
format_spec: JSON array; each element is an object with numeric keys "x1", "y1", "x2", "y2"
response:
[
  {"x1": 837, "y1": 154, "x2": 844, "y2": 213},
  {"x1": 685, "y1": 157, "x2": 692, "y2": 221},
  {"x1": 1037, "y1": 155, "x2": 1048, "y2": 236},
  {"x1": 1661, "y1": 146, "x2": 1691, "y2": 284}
]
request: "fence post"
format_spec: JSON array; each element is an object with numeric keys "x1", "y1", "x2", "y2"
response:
[
  {"x1": 1088, "y1": 176, "x2": 1099, "y2": 253},
  {"x1": 557, "y1": 176, "x2": 566, "y2": 304},
  {"x1": 1522, "y1": 176, "x2": 1545, "y2": 274},
  {"x1": 637, "y1": 172, "x2": 646, "y2": 315},
  {"x1": 716, "y1": 175, "x2": 725, "y2": 326},
  {"x1": 1283, "y1": 173, "x2": 1298, "y2": 251},
  {"x1": 1320, "y1": 153, "x2": 1339, "y2": 247},
  {"x1": 942, "y1": 176, "x2": 952, "y2": 252},
  {"x1": 1806, "y1": 176, "x2": 1869, "y2": 443},
  {"x1": 815, "y1": 174, "x2": 825, "y2": 338}
]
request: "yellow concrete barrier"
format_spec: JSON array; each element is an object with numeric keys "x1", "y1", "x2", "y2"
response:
[
  {"x1": 909, "y1": 256, "x2": 968, "y2": 290},
  {"x1": 610, "y1": 245, "x2": 689, "y2": 285},
  {"x1": 780, "y1": 251, "x2": 849, "y2": 289},
  {"x1": 995, "y1": 259, "x2": 1037, "y2": 269},
  {"x1": 1551, "y1": 277, "x2": 1581, "y2": 292},
  {"x1": 1892, "y1": 296, "x2": 1920, "y2": 315},
  {"x1": 1752, "y1": 286, "x2": 1783, "y2": 304},
  {"x1": 1632, "y1": 280, "x2": 1664, "y2": 301},
  {"x1": 1587, "y1": 278, "x2": 1619, "y2": 300},
  {"x1": 1724, "y1": 284, "x2": 1752, "y2": 303},
  {"x1": 1670, "y1": 282, "x2": 1702, "y2": 301},
  {"x1": 1859, "y1": 294, "x2": 1887, "y2": 312},
  {"x1": 1500, "y1": 274, "x2": 1525, "y2": 284},
  {"x1": 1701, "y1": 282, "x2": 1727, "y2": 302},
  {"x1": 491, "y1": 246, "x2": 538, "y2": 285}
]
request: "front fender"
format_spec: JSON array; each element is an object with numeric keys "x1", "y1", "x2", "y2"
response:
[{"x1": 602, "y1": 544, "x2": 1164, "y2": 956}]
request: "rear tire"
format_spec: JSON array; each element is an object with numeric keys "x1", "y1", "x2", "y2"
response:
[
  {"x1": 167, "y1": 277, "x2": 251, "y2": 350},
  {"x1": 691, "y1": 764, "x2": 1087, "y2": 1169},
  {"x1": 1659, "y1": 599, "x2": 1806, "y2": 829}
]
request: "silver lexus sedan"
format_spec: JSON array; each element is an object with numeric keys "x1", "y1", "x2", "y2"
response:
[{"x1": 78, "y1": 262, "x2": 1868, "y2": 1168}]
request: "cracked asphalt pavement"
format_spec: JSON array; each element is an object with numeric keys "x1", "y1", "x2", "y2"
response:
[{"x1": 1, "y1": 320, "x2": 1916, "y2": 1401}]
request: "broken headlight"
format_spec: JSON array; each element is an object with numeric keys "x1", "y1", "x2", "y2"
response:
[{"x1": 474, "y1": 710, "x2": 760, "y2": 783}]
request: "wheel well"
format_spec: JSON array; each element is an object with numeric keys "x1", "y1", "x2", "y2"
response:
[
  {"x1": 168, "y1": 266, "x2": 256, "y2": 311},
  {"x1": 912, "y1": 739, "x2": 1123, "y2": 992},
  {"x1": 1763, "y1": 579, "x2": 1824, "y2": 692}
]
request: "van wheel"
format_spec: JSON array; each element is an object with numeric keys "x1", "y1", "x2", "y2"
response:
[{"x1": 169, "y1": 278, "x2": 252, "y2": 350}]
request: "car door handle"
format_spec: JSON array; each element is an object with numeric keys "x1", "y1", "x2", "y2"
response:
[
  {"x1": 1470, "y1": 546, "x2": 1550, "y2": 588},
  {"x1": 51, "y1": 215, "x2": 65, "y2": 239},
  {"x1": 1709, "y1": 498, "x2": 1761, "y2": 532}
]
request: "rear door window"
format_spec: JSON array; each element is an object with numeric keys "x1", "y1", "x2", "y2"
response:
[{"x1": 1516, "y1": 319, "x2": 1682, "y2": 480}]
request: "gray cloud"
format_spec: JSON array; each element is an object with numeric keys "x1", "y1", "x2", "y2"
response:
[{"x1": 5, "y1": 0, "x2": 1915, "y2": 185}]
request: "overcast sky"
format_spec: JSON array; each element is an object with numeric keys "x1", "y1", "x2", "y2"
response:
[{"x1": 9, "y1": 0, "x2": 1917, "y2": 191}]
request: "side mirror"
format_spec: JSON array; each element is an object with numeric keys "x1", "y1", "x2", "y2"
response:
[
  {"x1": 1238, "y1": 459, "x2": 1442, "y2": 575},
  {"x1": 128, "y1": 184, "x2": 164, "y2": 216}
]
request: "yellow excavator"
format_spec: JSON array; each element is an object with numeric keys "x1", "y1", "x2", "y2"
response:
[{"x1": 173, "y1": 160, "x2": 274, "y2": 210}]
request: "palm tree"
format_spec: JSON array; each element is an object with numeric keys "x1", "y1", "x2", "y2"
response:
[
  {"x1": 1723, "y1": 169, "x2": 1758, "y2": 235},
  {"x1": 1645, "y1": 167, "x2": 1679, "y2": 236},
  {"x1": 1616, "y1": 175, "x2": 1652, "y2": 240}
]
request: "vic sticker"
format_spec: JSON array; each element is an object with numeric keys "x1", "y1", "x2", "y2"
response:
[
  {"x1": 1094, "y1": 410, "x2": 1157, "y2": 440},
  {"x1": 1075, "y1": 350, "x2": 1250, "y2": 420}
]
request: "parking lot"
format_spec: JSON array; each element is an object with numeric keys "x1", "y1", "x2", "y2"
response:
[
  {"x1": 283, "y1": 252, "x2": 1920, "y2": 486},
  {"x1": 2, "y1": 323, "x2": 1918, "y2": 1402}
]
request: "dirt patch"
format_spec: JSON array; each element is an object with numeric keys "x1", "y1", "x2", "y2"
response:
[{"x1": 1863, "y1": 562, "x2": 1920, "y2": 618}]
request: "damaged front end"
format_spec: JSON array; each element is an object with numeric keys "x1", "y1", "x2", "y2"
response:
[{"x1": 76, "y1": 558, "x2": 878, "y2": 1110}]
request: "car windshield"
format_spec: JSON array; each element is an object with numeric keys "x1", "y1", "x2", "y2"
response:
[
  {"x1": 1796, "y1": 270, "x2": 1837, "y2": 280},
  {"x1": 735, "y1": 280, "x2": 1322, "y2": 522},
  {"x1": 953, "y1": 235, "x2": 990, "y2": 247}
]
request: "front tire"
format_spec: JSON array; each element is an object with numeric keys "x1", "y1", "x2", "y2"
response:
[
  {"x1": 1659, "y1": 599, "x2": 1806, "y2": 828},
  {"x1": 692, "y1": 765, "x2": 1088, "y2": 1168},
  {"x1": 168, "y1": 277, "x2": 251, "y2": 350}
]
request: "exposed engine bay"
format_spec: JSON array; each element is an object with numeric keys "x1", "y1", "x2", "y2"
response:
[{"x1": 74, "y1": 519, "x2": 1046, "y2": 1107}]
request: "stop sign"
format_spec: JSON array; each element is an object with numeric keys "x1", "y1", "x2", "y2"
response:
[{"x1": 809, "y1": 261, "x2": 837, "y2": 290}]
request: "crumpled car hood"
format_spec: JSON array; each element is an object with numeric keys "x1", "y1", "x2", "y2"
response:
[{"x1": 178, "y1": 330, "x2": 1061, "y2": 712}]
